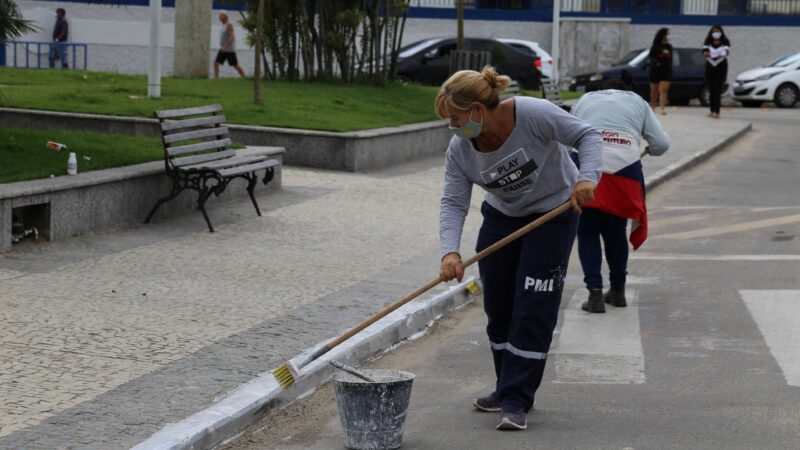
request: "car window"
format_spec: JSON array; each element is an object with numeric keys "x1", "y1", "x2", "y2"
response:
[
  {"x1": 398, "y1": 39, "x2": 443, "y2": 59},
  {"x1": 680, "y1": 49, "x2": 705, "y2": 66},
  {"x1": 432, "y1": 42, "x2": 457, "y2": 60},
  {"x1": 509, "y1": 43, "x2": 536, "y2": 56},
  {"x1": 628, "y1": 49, "x2": 649, "y2": 66},
  {"x1": 465, "y1": 40, "x2": 491, "y2": 52},
  {"x1": 465, "y1": 40, "x2": 513, "y2": 63},
  {"x1": 671, "y1": 50, "x2": 680, "y2": 67},
  {"x1": 618, "y1": 49, "x2": 644, "y2": 65},
  {"x1": 768, "y1": 52, "x2": 800, "y2": 67}
]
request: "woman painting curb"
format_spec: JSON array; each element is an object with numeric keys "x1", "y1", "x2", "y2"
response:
[{"x1": 435, "y1": 67, "x2": 603, "y2": 431}]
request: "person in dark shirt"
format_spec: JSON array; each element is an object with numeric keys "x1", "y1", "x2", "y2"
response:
[
  {"x1": 49, "y1": 8, "x2": 69, "y2": 69},
  {"x1": 703, "y1": 25, "x2": 731, "y2": 119},
  {"x1": 648, "y1": 28, "x2": 672, "y2": 115}
]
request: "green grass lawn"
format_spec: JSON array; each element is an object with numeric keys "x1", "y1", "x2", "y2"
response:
[
  {"x1": 0, "y1": 68, "x2": 584, "y2": 183},
  {"x1": 0, "y1": 128, "x2": 166, "y2": 184},
  {"x1": 0, "y1": 68, "x2": 441, "y2": 132}
]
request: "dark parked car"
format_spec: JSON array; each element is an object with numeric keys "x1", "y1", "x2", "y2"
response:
[
  {"x1": 396, "y1": 37, "x2": 542, "y2": 89},
  {"x1": 569, "y1": 48, "x2": 727, "y2": 106}
]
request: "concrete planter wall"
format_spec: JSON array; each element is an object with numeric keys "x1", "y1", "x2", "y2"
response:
[
  {"x1": 0, "y1": 147, "x2": 284, "y2": 252},
  {"x1": 0, "y1": 108, "x2": 451, "y2": 172}
]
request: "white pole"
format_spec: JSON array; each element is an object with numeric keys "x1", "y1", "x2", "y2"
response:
[
  {"x1": 148, "y1": 0, "x2": 162, "y2": 98},
  {"x1": 551, "y1": 0, "x2": 560, "y2": 84}
]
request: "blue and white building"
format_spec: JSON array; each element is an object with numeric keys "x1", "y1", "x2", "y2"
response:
[
  {"x1": 406, "y1": 0, "x2": 800, "y2": 82},
  {"x1": 3, "y1": 0, "x2": 799, "y2": 83}
]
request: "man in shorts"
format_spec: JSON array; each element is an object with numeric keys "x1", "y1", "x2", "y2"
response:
[{"x1": 213, "y1": 11, "x2": 245, "y2": 78}]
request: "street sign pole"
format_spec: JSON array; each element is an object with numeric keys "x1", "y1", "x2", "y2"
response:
[
  {"x1": 551, "y1": 0, "x2": 560, "y2": 83},
  {"x1": 148, "y1": 0, "x2": 162, "y2": 98}
]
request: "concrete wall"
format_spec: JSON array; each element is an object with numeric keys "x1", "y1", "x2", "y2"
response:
[
  {"x1": 0, "y1": 108, "x2": 452, "y2": 172},
  {"x1": 0, "y1": 147, "x2": 284, "y2": 252},
  {"x1": 559, "y1": 19, "x2": 630, "y2": 81}
]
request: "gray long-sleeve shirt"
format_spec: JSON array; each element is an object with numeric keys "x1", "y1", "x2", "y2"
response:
[
  {"x1": 570, "y1": 89, "x2": 669, "y2": 156},
  {"x1": 439, "y1": 96, "x2": 603, "y2": 257}
]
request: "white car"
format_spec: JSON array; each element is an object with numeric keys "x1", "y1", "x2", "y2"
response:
[
  {"x1": 733, "y1": 52, "x2": 800, "y2": 108},
  {"x1": 497, "y1": 38, "x2": 554, "y2": 79}
]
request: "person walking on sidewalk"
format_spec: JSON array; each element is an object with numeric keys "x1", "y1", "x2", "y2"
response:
[
  {"x1": 213, "y1": 11, "x2": 245, "y2": 78},
  {"x1": 49, "y1": 8, "x2": 69, "y2": 69},
  {"x1": 435, "y1": 67, "x2": 602, "y2": 430},
  {"x1": 703, "y1": 25, "x2": 731, "y2": 119},
  {"x1": 648, "y1": 28, "x2": 673, "y2": 115},
  {"x1": 570, "y1": 84, "x2": 670, "y2": 314}
]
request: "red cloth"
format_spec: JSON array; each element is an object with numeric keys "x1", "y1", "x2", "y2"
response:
[{"x1": 584, "y1": 173, "x2": 648, "y2": 250}]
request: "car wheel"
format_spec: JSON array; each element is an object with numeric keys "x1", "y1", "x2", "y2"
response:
[
  {"x1": 699, "y1": 84, "x2": 710, "y2": 107},
  {"x1": 740, "y1": 100, "x2": 763, "y2": 108},
  {"x1": 774, "y1": 83, "x2": 798, "y2": 108}
]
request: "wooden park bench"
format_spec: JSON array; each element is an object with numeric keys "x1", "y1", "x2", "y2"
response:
[
  {"x1": 541, "y1": 79, "x2": 564, "y2": 107},
  {"x1": 144, "y1": 104, "x2": 279, "y2": 232}
]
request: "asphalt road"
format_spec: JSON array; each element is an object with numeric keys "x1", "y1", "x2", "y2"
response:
[{"x1": 224, "y1": 108, "x2": 800, "y2": 449}]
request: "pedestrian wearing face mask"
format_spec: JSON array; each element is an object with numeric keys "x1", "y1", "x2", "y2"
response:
[
  {"x1": 648, "y1": 28, "x2": 673, "y2": 115},
  {"x1": 703, "y1": 25, "x2": 731, "y2": 119},
  {"x1": 435, "y1": 67, "x2": 602, "y2": 431}
]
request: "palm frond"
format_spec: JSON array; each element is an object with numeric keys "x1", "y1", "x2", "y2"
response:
[{"x1": 0, "y1": 0, "x2": 37, "y2": 41}]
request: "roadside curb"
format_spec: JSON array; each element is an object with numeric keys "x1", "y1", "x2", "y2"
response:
[
  {"x1": 644, "y1": 122, "x2": 752, "y2": 192},
  {"x1": 132, "y1": 277, "x2": 479, "y2": 450}
]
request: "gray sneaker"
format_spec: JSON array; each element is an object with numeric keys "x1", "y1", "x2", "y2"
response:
[
  {"x1": 473, "y1": 392, "x2": 501, "y2": 412},
  {"x1": 496, "y1": 410, "x2": 527, "y2": 430}
]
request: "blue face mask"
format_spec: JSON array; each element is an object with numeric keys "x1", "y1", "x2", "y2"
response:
[{"x1": 450, "y1": 108, "x2": 483, "y2": 139}]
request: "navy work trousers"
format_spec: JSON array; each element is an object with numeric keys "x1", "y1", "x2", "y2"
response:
[
  {"x1": 577, "y1": 207, "x2": 629, "y2": 290},
  {"x1": 476, "y1": 201, "x2": 578, "y2": 413}
]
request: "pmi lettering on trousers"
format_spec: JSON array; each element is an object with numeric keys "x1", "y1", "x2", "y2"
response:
[{"x1": 476, "y1": 201, "x2": 577, "y2": 412}]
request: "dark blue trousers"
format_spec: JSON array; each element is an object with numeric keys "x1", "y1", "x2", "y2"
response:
[
  {"x1": 476, "y1": 202, "x2": 578, "y2": 413},
  {"x1": 577, "y1": 207, "x2": 629, "y2": 290}
]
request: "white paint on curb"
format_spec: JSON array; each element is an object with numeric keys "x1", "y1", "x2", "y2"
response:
[
  {"x1": 131, "y1": 118, "x2": 754, "y2": 450},
  {"x1": 132, "y1": 277, "x2": 478, "y2": 450}
]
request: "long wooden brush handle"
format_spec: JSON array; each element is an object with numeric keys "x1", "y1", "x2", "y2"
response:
[{"x1": 324, "y1": 201, "x2": 572, "y2": 351}]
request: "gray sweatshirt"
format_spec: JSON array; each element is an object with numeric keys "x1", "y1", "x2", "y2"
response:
[
  {"x1": 440, "y1": 96, "x2": 603, "y2": 257},
  {"x1": 570, "y1": 89, "x2": 669, "y2": 156}
]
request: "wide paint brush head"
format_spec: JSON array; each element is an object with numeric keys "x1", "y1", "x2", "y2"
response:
[
  {"x1": 272, "y1": 359, "x2": 302, "y2": 389},
  {"x1": 272, "y1": 365, "x2": 295, "y2": 389}
]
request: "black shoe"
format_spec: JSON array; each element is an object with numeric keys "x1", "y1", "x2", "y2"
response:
[
  {"x1": 604, "y1": 288, "x2": 627, "y2": 307},
  {"x1": 581, "y1": 289, "x2": 605, "y2": 313}
]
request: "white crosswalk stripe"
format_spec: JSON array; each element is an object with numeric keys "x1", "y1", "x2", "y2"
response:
[
  {"x1": 740, "y1": 290, "x2": 800, "y2": 387},
  {"x1": 550, "y1": 289, "x2": 645, "y2": 384}
]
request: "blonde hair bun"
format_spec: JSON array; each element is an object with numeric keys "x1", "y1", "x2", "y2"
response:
[
  {"x1": 481, "y1": 66, "x2": 511, "y2": 92},
  {"x1": 434, "y1": 66, "x2": 512, "y2": 119}
]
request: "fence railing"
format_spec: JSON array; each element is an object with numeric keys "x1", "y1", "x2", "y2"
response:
[
  {"x1": 2, "y1": 41, "x2": 88, "y2": 70},
  {"x1": 412, "y1": 0, "x2": 800, "y2": 14}
]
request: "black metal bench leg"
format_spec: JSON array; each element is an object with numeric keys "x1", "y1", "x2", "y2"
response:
[
  {"x1": 197, "y1": 187, "x2": 215, "y2": 232},
  {"x1": 144, "y1": 188, "x2": 181, "y2": 224},
  {"x1": 246, "y1": 173, "x2": 262, "y2": 216}
]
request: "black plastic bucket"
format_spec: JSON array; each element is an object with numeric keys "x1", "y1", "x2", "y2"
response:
[{"x1": 331, "y1": 369, "x2": 415, "y2": 450}]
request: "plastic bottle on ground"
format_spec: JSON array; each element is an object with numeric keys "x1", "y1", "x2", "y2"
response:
[{"x1": 67, "y1": 152, "x2": 78, "y2": 175}]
